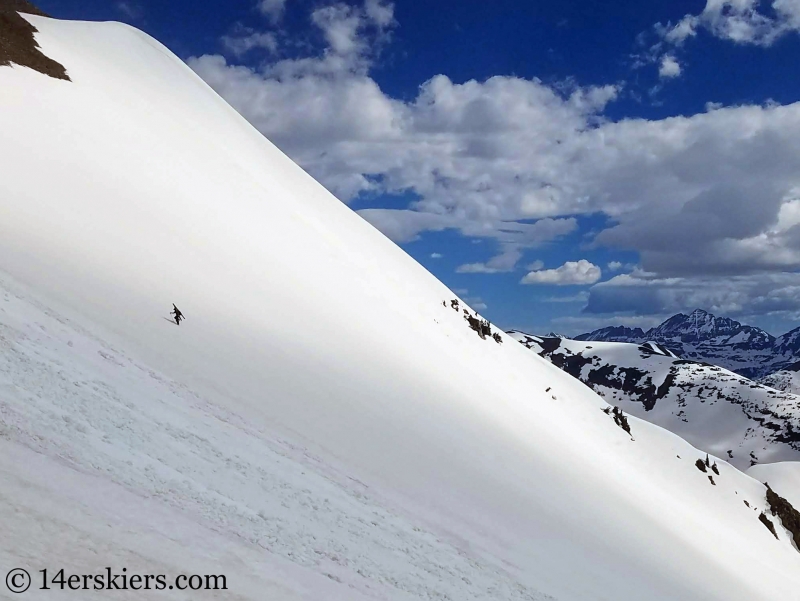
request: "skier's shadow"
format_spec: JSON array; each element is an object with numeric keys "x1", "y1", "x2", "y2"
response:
[{"x1": 161, "y1": 317, "x2": 179, "y2": 326}]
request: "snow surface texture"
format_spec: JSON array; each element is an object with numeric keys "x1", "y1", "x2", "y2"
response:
[
  {"x1": 1, "y1": 13, "x2": 800, "y2": 600},
  {"x1": 510, "y1": 332, "x2": 800, "y2": 469},
  {"x1": 0, "y1": 273, "x2": 552, "y2": 600}
]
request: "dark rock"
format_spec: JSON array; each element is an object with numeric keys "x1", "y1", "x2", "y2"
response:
[
  {"x1": 759, "y1": 513, "x2": 779, "y2": 540},
  {"x1": 0, "y1": 1, "x2": 70, "y2": 81},
  {"x1": 766, "y1": 485, "x2": 800, "y2": 551}
]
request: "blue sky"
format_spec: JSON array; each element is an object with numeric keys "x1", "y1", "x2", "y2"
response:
[{"x1": 38, "y1": 0, "x2": 800, "y2": 336}]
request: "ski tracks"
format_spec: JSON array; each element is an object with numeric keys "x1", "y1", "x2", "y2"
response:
[{"x1": 0, "y1": 277, "x2": 550, "y2": 601}]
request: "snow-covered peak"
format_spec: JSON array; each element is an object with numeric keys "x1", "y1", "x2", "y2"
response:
[
  {"x1": 574, "y1": 325, "x2": 646, "y2": 342},
  {"x1": 645, "y1": 309, "x2": 772, "y2": 346},
  {"x1": 574, "y1": 310, "x2": 782, "y2": 378},
  {"x1": 775, "y1": 326, "x2": 800, "y2": 356}
]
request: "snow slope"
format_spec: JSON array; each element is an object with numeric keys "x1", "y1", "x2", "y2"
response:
[
  {"x1": 749, "y1": 463, "x2": 800, "y2": 510},
  {"x1": 1, "y1": 12, "x2": 800, "y2": 600},
  {"x1": 509, "y1": 332, "x2": 800, "y2": 469},
  {"x1": 760, "y1": 362, "x2": 800, "y2": 395}
]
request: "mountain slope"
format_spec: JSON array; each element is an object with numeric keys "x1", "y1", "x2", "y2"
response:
[
  {"x1": 1, "y1": 12, "x2": 800, "y2": 600},
  {"x1": 575, "y1": 325, "x2": 645, "y2": 342},
  {"x1": 760, "y1": 361, "x2": 800, "y2": 395},
  {"x1": 509, "y1": 332, "x2": 800, "y2": 469}
]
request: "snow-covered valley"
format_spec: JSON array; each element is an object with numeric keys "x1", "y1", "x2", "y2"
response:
[{"x1": 1, "y1": 8, "x2": 800, "y2": 600}]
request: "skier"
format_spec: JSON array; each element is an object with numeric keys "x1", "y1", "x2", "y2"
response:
[{"x1": 171, "y1": 304, "x2": 184, "y2": 325}]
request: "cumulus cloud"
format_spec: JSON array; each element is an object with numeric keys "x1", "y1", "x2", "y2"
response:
[
  {"x1": 258, "y1": 0, "x2": 288, "y2": 23},
  {"x1": 543, "y1": 291, "x2": 590, "y2": 303},
  {"x1": 221, "y1": 31, "x2": 278, "y2": 57},
  {"x1": 430, "y1": 252, "x2": 443, "y2": 259},
  {"x1": 658, "y1": 55, "x2": 682, "y2": 78},
  {"x1": 662, "y1": 0, "x2": 800, "y2": 47},
  {"x1": 596, "y1": 183, "x2": 799, "y2": 277},
  {"x1": 358, "y1": 209, "x2": 451, "y2": 243},
  {"x1": 607, "y1": 261, "x2": 637, "y2": 273},
  {"x1": 457, "y1": 247, "x2": 523, "y2": 273},
  {"x1": 190, "y1": 0, "x2": 800, "y2": 316},
  {"x1": 455, "y1": 220, "x2": 576, "y2": 273},
  {"x1": 584, "y1": 269, "x2": 800, "y2": 321},
  {"x1": 662, "y1": 17, "x2": 698, "y2": 45},
  {"x1": 642, "y1": 1, "x2": 800, "y2": 82},
  {"x1": 457, "y1": 263, "x2": 507, "y2": 274},
  {"x1": 521, "y1": 260, "x2": 602, "y2": 286},
  {"x1": 467, "y1": 298, "x2": 488, "y2": 310},
  {"x1": 189, "y1": 7, "x2": 605, "y2": 263}
]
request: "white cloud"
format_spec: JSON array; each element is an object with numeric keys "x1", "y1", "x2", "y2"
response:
[
  {"x1": 457, "y1": 250, "x2": 514, "y2": 274},
  {"x1": 521, "y1": 260, "x2": 602, "y2": 286},
  {"x1": 662, "y1": 0, "x2": 800, "y2": 47},
  {"x1": 222, "y1": 32, "x2": 278, "y2": 57},
  {"x1": 190, "y1": 1, "x2": 800, "y2": 315},
  {"x1": 358, "y1": 209, "x2": 450, "y2": 243},
  {"x1": 457, "y1": 247, "x2": 523, "y2": 274},
  {"x1": 658, "y1": 55, "x2": 682, "y2": 78},
  {"x1": 364, "y1": 0, "x2": 395, "y2": 27},
  {"x1": 312, "y1": 4, "x2": 367, "y2": 55},
  {"x1": 607, "y1": 261, "x2": 636, "y2": 272},
  {"x1": 192, "y1": 44, "x2": 800, "y2": 278},
  {"x1": 257, "y1": 0, "x2": 288, "y2": 23},
  {"x1": 662, "y1": 16, "x2": 698, "y2": 45},
  {"x1": 116, "y1": 1, "x2": 143, "y2": 19},
  {"x1": 585, "y1": 270, "x2": 800, "y2": 319},
  {"x1": 430, "y1": 252, "x2": 442, "y2": 259},
  {"x1": 463, "y1": 295, "x2": 488, "y2": 310},
  {"x1": 457, "y1": 263, "x2": 504, "y2": 274},
  {"x1": 453, "y1": 221, "x2": 576, "y2": 273},
  {"x1": 527, "y1": 260, "x2": 545, "y2": 271},
  {"x1": 645, "y1": 1, "x2": 800, "y2": 82},
  {"x1": 543, "y1": 291, "x2": 590, "y2": 303}
]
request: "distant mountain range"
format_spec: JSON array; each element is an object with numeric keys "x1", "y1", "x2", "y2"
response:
[{"x1": 575, "y1": 309, "x2": 800, "y2": 379}]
